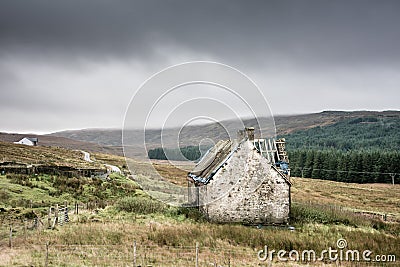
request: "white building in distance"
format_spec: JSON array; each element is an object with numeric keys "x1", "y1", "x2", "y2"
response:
[{"x1": 14, "y1": 137, "x2": 38, "y2": 146}]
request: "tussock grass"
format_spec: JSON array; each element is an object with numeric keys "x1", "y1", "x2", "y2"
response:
[
  {"x1": 291, "y1": 202, "x2": 367, "y2": 226},
  {"x1": 1, "y1": 156, "x2": 400, "y2": 266},
  {"x1": 3, "y1": 210, "x2": 398, "y2": 267},
  {"x1": 290, "y1": 202, "x2": 400, "y2": 236},
  {"x1": 146, "y1": 220, "x2": 399, "y2": 253},
  {"x1": 0, "y1": 173, "x2": 139, "y2": 222},
  {"x1": 2, "y1": 205, "x2": 399, "y2": 266},
  {"x1": 292, "y1": 177, "x2": 400, "y2": 220},
  {"x1": 115, "y1": 196, "x2": 167, "y2": 214}
]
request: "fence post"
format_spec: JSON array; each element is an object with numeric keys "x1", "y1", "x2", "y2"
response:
[
  {"x1": 133, "y1": 240, "x2": 137, "y2": 267},
  {"x1": 65, "y1": 206, "x2": 69, "y2": 223},
  {"x1": 48, "y1": 207, "x2": 52, "y2": 228},
  {"x1": 59, "y1": 207, "x2": 64, "y2": 226},
  {"x1": 9, "y1": 225, "x2": 12, "y2": 248},
  {"x1": 195, "y1": 242, "x2": 199, "y2": 267},
  {"x1": 55, "y1": 204, "x2": 59, "y2": 224},
  {"x1": 24, "y1": 219, "x2": 27, "y2": 241},
  {"x1": 45, "y1": 242, "x2": 49, "y2": 267}
]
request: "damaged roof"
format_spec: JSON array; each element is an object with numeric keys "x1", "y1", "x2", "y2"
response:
[
  {"x1": 188, "y1": 138, "x2": 292, "y2": 186},
  {"x1": 188, "y1": 140, "x2": 237, "y2": 184}
]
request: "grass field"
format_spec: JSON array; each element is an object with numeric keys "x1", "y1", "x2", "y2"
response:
[
  {"x1": 0, "y1": 141, "x2": 103, "y2": 169},
  {"x1": 292, "y1": 177, "x2": 400, "y2": 220},
  {"x1": 0, "y1": 142, "x2": 399, "y2": 266},
  {"x1": 1, "y1": 171, "x2": 399, "y2": 266}
]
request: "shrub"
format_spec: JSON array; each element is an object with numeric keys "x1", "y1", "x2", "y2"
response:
[
  {"x1": 177, "y1": 207, "x2": 205, "y2": 221},
  {"x1": 290, "y1": 202, "x2": 383, "y2": 229},
  {"x1": 0, "y1": 189, "x2": 10, "y2": 202},
  {"x1": 115, "y1": 196, "x2": 167, "y2": 214}
]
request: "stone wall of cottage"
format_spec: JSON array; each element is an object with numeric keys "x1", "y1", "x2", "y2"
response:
[{"x1": 195, "y1": 141, "x2": 290, "y2": 224}]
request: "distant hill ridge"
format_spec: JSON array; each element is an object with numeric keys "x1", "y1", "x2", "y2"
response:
[
  {"x1": 2, "y1": 111, "x2": 398, "y2": 159},
  {"x1": 0, "y1": 132, "x2": 122, "y2": 156},
  {"x1": 49, "y1": 110, "x2": 400, "y2": 148}
]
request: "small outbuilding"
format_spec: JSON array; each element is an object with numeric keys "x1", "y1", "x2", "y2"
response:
[
  {"x1": 14, "y1": 137, "x2": 38, "y2": 146},
  {"x1": 187, "y1": 127, "x2": 291, "y2": 224}
]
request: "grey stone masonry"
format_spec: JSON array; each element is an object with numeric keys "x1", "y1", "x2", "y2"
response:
[{"x1": 192, "y1": 140, "x2": 290, "y2": 224}]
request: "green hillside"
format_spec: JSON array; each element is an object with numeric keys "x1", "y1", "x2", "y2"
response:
[
  {"x1": 282, "y1": 115, "x2": 400, "y2": 151},
  {"x1": 51, "y1": 111, "x2": 400, "y2": 152},
  {"x1": 1, "y1": 135, "x2": 399, "y2": 266},
  {"x1": 283, "y1": 115, "x2": 400, "y2": 183},
  {"x1": 147, "y1": 114, "x2": 400, "y2": 184}
]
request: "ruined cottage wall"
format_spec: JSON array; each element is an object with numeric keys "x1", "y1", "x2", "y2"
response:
[{"x1": 198, "y1": 141, "x2": 290, "y2": 224}]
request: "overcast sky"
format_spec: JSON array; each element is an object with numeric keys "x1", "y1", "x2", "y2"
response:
[{"x1": 1, "y1": 0, "x2": 399, "y2": 133}]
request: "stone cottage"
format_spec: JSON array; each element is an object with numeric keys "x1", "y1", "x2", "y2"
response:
[{"x1": 187, "y1": 127, "x2": 291, "y2": 224}]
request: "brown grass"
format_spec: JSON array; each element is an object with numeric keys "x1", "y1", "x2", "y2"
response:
[
  {"x1": 1, "y1": 211, "x2": 398, "y2": 266},
  {"x1": 0, "y1": 141, "x2": 103, "y2": 168},
  {"x1": 291, "y1": 177, "x2": 400, "y2": 220},
  {"x1": 152, "y1": 161, "x2": 193, "y2": 186},
  {"x1": 91, "y1": 153, "x2": 193, "y2": 187},
  {"x1": 1, "y1": 156, "x2": 399, "y2": 266}
]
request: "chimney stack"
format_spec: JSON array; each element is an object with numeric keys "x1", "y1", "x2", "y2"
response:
[{"x1": 245, "y1": 127, "x2": 255, "y2": 141}]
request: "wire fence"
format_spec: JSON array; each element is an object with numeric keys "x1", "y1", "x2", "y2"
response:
[
  {"x1": 0, "y1": 201, "x2": 101, "y2": 247},
  {"x1": 1, "y1": 201, "x2": 398, "y2": 266},
  {"x1": 5, "y1": 243, "x2": 262, "y2": 267},
  {"x1": 0, "y1": 202, "x2": 266, "y2": 266}
]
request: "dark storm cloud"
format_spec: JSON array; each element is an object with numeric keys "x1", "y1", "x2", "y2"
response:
[
  {"x1": 0, "y1": 0, "x2": 399, "y2": 133},
  {"x1": 1, "y1": 0, "x2": 399, "y2": 67}
]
